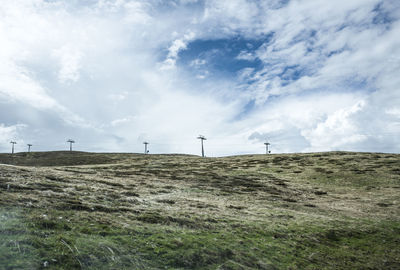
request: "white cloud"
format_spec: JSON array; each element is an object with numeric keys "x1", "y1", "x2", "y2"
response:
[
  {"x1": 203, "y1": 0, "x2": 262, "y2": 36},
  {"x1": 161, "y1": 32, "x2": 195, "y2": 70},
  {"x1": 0, "y1": 0, "x2": 399, "y2": 155},
  {"x1": 190, "y1": 58, "x2": 206, "y2": 67},
  {"x1": 236, "y1": 50, "x2": 256, "y2": 61},
  {"x1": 0, "y1": 62, "x2": 58, "y2": 109},
  {"x1": 0, "y1": 124, "x2": 27, "y2": 152},
  {"x1": 52, "y1": 45, "x2": 83, "y2": 83},
  {"x1": 386, "y1": 108, "x2": 400, "y2": 117},
  {"x1": 110, "y1": 116, "x2": 135, "y2": 127},
  {"x1": 302, "y1": 101, "x2": 367, "y2": 151},
  {"x1": 243, "y1": 92, "x2": 368, "y2": 151},
  {"x1": 108, "y1": 92, "x2": 129, "y2": 102},
  {"x1": 0, "y1": 124, "x2": 24, "y2": 140}
]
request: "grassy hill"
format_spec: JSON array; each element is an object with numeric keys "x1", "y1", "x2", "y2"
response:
[{"x1": 0, "y1": 151, "x2": 399, "y2": 269}]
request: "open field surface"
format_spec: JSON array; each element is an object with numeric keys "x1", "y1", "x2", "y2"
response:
[{"x1": 0, "y1": 151, "x2": 399, "y2": 269}]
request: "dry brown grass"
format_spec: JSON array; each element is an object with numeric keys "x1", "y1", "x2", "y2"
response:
[{"x1": 0, "y1": 151, "x2": 399, "y2": 269}]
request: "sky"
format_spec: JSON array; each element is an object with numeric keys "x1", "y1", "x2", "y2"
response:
[{"x1": 0, "y1": 0, "x2": 399, "y2": 156}]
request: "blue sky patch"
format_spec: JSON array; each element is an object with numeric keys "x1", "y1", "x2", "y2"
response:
[
  {"x1": 177, "y1": 36, "x2": 271, "y2": 78},
  {"x1": 372, "y1": 2, "x2": 395, "y2": 26}
]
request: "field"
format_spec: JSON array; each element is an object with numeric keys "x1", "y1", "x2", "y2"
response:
[{"x1": 0, "y1": 151, "x2": 399, "y2": 269}]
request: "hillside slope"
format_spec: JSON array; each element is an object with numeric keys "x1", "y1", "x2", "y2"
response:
[{"x1": 1, "y1": 151, "x2": 399, "y2": 269}]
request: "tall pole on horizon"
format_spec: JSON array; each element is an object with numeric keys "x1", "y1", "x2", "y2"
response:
[
  {"x1": 67, "y1": 139, "x2": 75, "y2": 151},
  {"x1": 197, "y1": 135, "x2": 207, "y2": 157},
  {"x1": 264, "y1": 142, "x2": 271, "y2": 154},
  {"x1": 27, "y1": 144, "x2": 32, "y2": 153},
  {"x1": 10, "y1": 141, "x2": 16, "y2": 154},
  {"x1": 143, "y1": 142, "x2": 149, "y2": 154}
]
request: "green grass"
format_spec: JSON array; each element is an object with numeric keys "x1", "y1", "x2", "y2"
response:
[{"x1": 0, "y1": 151, "x2": 399, "y2": 269}]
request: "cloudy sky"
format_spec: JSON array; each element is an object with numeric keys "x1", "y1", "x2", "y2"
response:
[{"x1": 0, "y1": 0, "x2": 399, "y2": 156}]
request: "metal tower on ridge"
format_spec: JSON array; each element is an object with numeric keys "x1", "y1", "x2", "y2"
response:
[
  {"x1": 10, "y1": 141, "x2": 16, "y2": 154},
  {"x1": 264, "y1": 142, "x2": 271, "y2": 154},
  {"x1": 27, "y1": 144, "x2": 32, "y2": 153},
  {"x1": 67, "y1": 139, "x2": 75, "y2": 151},
  {"x1": 197, "y1": 135, "x2": 207, "y2": 157},
  {"x1": 143, "y1": 142, "x2": 149, "y2": 154}
]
